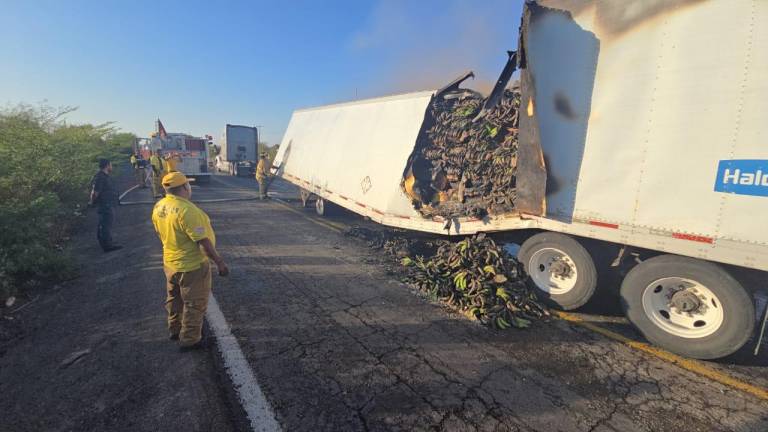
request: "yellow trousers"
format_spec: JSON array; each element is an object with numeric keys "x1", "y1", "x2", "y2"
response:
[{"x1": 164, "y1": 261, "x2": 212, "y2": 346}]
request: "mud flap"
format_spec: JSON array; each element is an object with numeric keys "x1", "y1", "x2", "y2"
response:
[{"x1": 755, "y1": 291, "x2": 768, "y2": 355}]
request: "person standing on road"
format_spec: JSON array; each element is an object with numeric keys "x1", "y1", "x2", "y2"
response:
[
  {"x1": 136, "y1": 154, "x2": 148, "y2": 188},
  {"x1": 151, "y1": 172, "x2": 229, "y2": 351},
  {"x1": 255, "y1": 152, "x2": 274, "y2": 199},
  {"x1": 149, "y1": 150, "x2": 164, "y2": 199},
  {"x1": 130, "y1": 153, "x2": 142, "y2": 186},
  {"x1": 89, "y1": 158, "x2": 122, "y2": 253}
]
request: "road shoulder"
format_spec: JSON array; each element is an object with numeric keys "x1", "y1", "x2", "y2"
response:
[{"x1": 0, "y1": 182, "x2": 238, "y2": 432}]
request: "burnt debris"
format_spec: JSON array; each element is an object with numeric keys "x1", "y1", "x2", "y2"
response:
[
  {"x1": 403, "y1": 86, "x2": 522, "y2": 219},
  {"x1": 346, "y1": 227, "x2": 549, "y2": 330}
]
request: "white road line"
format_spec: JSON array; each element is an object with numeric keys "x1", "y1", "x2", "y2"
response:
[
  {"x1": 206, "y1": 295, "x2": 282, "y2": 432},
  {"x1": 119, "y1": 184, "x2": 140, "y2": 201},
  {"x1": 121, "y1": 197, "x2": 264, "y2": 206},
  {"x1": 193, "y1": 197, "x2": 262, "y2": 204}
]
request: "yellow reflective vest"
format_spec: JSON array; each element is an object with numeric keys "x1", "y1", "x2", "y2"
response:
[{"x1": 150, "y1": 155, "x2": 163, "y2": 174}]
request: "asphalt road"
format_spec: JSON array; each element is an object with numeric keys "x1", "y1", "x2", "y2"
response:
[
  {"x1": 0, "y1": 171, "x2": 238, "y2": 432},
  {"x1": 205, "y1": 174, "x2": 768, "y2": 431},
  {"x1": 2, "y1": 172, "x2": 766, "y2": 432}
]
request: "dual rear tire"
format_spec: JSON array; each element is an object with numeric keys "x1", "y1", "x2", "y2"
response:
[
  {"x1": 620, "y1": 255, "x2": 753, "y2": 359},
  {"x1": 518, "y1": 232, "x2": 755, "y2": 359}
]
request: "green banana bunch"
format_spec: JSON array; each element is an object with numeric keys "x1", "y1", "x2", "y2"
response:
[{"x1": 400, "y1": 233, "x2": 549, "y2": 331}]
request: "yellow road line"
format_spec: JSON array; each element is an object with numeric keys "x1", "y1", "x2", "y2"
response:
[
  {"x1": 327, "y1": 221, "x2": 348, "y2": 231},
  {"x1": 554, "y1": 310, "x2": 768, "y2": 401},
  {"x1": 268, "y1": 196, "x2": 768, "y2": 402},
  {"x1": 272, "y1": 199, "x2": 344, "y2": 233}
]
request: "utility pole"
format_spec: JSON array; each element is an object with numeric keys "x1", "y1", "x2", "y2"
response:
[{"x1": 255, "y1": 125, "x2": 264, "y2": 156}]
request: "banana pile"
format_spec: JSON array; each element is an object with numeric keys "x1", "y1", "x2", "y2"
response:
[
  {"x1": 346, "y1": 225, "x2": 436, "y2": 258},
  {"x1": 403, "y1": 88, "x2": 521, "y2": 219},
  {"x1": 401, "y1": 234, "x2": 548, "y2": 329}
]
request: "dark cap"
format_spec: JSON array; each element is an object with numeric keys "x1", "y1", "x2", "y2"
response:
[{"x1": 98, "y1": 158, "x2": 111, "y2": 169}]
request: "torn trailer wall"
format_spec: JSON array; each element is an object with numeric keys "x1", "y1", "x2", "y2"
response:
[{"x1": 401, "y1": 50, "x2": 546, "y2": 222}]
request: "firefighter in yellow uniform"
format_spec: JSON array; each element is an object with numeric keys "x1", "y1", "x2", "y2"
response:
[
  {"x1": 151, "y1": 172, "x2": 229, "y2": 350},
  {"x1": 255, "y1": 152, "x2": 274, "y2": 199},
  {"x1": 149, "y1": 151, "x2": 164, "y2": 198},
  {"x1": 166, "y1": 152, "x2": 183, "y2": 173},
  {"x1": 130, "y1": 153, "x2": 141, "y2": 186}
]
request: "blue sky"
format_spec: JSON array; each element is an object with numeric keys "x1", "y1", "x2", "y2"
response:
[{"x1": 0, "y1": 0, "x2": 522, "y2": 145}]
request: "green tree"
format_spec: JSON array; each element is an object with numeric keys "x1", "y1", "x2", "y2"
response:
[{"x1": 0, "y1": 104, "x2": 134, "y2": 300}]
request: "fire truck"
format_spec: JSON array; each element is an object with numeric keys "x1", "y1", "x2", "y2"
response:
[{"x1": 135, "y1": 119, "x2": 211, "y2": 184}]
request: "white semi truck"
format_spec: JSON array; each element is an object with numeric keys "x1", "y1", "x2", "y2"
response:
[
  {"x1": 216, "y1": 124, "x2": 258, "y2": 177},
  {"x1": 273, "y1": 0, "x2": 768, "y2": 359}
]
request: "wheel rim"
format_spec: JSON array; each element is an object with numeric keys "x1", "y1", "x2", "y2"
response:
[
  {"x1": 527, "y1": 248, "x2": 578, "y2": 295},
  {"x1": 316, "y1": 198, "x2": 324, "y2": 215},
  {"x1": 641, "y1": 277, "x2": 724, "y2": 339}
]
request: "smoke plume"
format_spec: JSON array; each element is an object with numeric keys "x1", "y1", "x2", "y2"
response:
[{"x1": 350, "y1": 0, "x2": 520, "y2": 97}]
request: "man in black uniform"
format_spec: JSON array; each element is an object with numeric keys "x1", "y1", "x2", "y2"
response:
[{"x1": 90, "y1": 158, "x2": 122, "y2": 252}]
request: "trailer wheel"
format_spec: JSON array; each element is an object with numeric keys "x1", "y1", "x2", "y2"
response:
[
  {"x1": 315, "y1": 197, "x2": 327, "y2": 216},
  {"x1": 518, "y1": 232, "x2": 597, "y2": 310},
  {"x1": 620, "y1": 255, "x2": 753, "y2": 359}
]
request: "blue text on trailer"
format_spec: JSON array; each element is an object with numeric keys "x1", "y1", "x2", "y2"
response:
[{"x1": 714, "y1": 159, "x2": 768, "y2": 197}]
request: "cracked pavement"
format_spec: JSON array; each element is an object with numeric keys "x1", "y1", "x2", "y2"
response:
[
  {"x1": 208, "y1": 176, "x2": 768, "y2": 432},
  {"x1": 3, "y1": 174, "x2": 765, "y2": 432}
]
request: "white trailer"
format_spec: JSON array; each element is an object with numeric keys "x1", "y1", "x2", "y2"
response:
[
  {"x1": 217, "y1": 124, "x2": 258, "y2": 176},
  {"x1": 274, "y1": 0, "x2": 768, "y2": 359}
]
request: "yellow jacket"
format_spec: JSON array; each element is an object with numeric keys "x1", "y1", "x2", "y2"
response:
[
  {"x1": 150, "y1": 155, "x2": 163, "y2": 174},
  {"x1": 152, "y1": 194, "x2": 216, "y2": 272},
  {"x1": 256, "y1": 159, "x2": 270, "y2": 180}
]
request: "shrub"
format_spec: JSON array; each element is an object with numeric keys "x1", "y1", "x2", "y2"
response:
[{"x1": 0, "y1": 104, "x2": 134, "y2": 300}]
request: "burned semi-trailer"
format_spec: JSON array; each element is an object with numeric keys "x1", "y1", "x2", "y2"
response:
[{"x1": 273, "y1": 0, "x2": 768, "y2": 359}]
